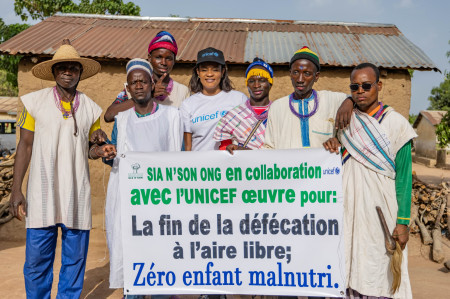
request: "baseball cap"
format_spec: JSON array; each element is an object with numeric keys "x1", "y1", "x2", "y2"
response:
[{"x1": 196, "y1": 47, "x2": 225, "y2": 65}]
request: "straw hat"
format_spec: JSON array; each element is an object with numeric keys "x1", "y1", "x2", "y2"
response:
[{"x1": 32, "y1": 39, "x2": 101, "y2": 81}]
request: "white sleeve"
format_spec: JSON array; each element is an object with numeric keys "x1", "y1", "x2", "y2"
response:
[
  {"x1": 179, "y1": 102, "x2": 192, "y2": 133},
  {"x1": 171, "y1": 110, "x2": 184, "y2": 151}
]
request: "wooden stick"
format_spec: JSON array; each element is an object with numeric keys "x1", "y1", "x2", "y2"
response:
[{"x1": 376, "y1": 206, "x2": 396, "y2": 252}]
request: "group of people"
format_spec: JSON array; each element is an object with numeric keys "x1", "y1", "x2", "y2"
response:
[{"x1": 9, "y1": 29, "x2": 415, "y2": 299}]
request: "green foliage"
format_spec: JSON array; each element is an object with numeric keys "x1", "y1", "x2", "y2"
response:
[
  {"x1": 76, "y1": 0, "x2": 140, "y2": 16},
  {"x1": 436, "y1": 112, "x2": 450, "y2": 148},
  {"x1": 408, "y1": 114, "x2": 417, "y2": 125},
  {"x1": 408, "y1": 69, "x2": 414, "y2": 78},
  {"x1": 428, "y1": 73, "x2": 450, "y2": 111},
  {"x1": 0, "y1": 19, "x2": 30, "y2": 93},
  {"x1": 0, "y1": 70, "x2": 18, "y2": 96},
  {"x1": 428, "y1": 40, "x2": 450, "y2": 111},
  {"x1": 14, "y1": 0, "x2": 140, "y2": 21}
]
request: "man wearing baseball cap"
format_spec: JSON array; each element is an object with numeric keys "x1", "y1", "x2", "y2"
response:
[{"x1": 10, "y1": 39, "x2": 108, "y2": 298}]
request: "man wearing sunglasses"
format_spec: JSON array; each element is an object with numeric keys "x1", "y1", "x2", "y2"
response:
[
  {"x1": 264, "y1": 46, "x2": 354, "y2": 150},
  {"x1": 323, "y1": 63, "x2": 416, "y2": 298}
]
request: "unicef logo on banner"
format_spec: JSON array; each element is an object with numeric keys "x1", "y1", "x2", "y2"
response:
[
  {"x1": 323, "y1": 167, "x2": 341, "y2": 175},
  {"x1": 129, "y1": 163, "x2": 144, "y2": 179}
]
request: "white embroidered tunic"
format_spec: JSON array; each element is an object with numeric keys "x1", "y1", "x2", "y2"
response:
[{"x1": 21, "y1": 87, "x2": 102, "y2": 230}]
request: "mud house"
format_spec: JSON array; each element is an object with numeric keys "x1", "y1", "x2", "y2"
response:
[
  {"x1": 413, "y1": 110, "x2": 449, "y2": 162},
  {"x1": 0, "y1": 13, "x2": 438, "y2": 204}
]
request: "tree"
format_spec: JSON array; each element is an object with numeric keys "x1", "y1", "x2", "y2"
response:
[
  {"x1": 435, "y1": 112, "x2": 450, "y2": 149},
  {"x1": 408, "y1": 114, "x2": 417, "y2": 125},
  {"x1": 428, "y1": 40, "x2": 450, "y2": 111},
  {"x1": 14, "y1": 0, "x2": 140, "y2": 21},
  {"x1": 428, "y1": 73, "x2": 450, "y2": 111},
  {"x1": 0, "y1": 19, "x2": 29, "y2": 94}
]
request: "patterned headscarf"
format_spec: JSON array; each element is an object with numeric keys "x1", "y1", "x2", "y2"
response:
[
  {"x1": 148, "y1": 31, "x2": 178, "y2": 56},
  {"x1": 245, "y1": 58, "x2": 273, "y2": 85}
]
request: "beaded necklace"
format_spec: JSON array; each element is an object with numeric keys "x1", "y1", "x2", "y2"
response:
[
  {"x1": 53, "y1": 86, "x2": 79, "y2": 118},
  {"x1": 135, "y1": 103, "x2": 158, "y2": 118},
  {"x1": 155, "y1": 78, "x2": 173, "y2": 101},
  {"x1": 288, "y1": 90, "x2": 319, "y2": 119},
  {"x1": 245, "y1": 99, "x2": 271, "y2": 121}
]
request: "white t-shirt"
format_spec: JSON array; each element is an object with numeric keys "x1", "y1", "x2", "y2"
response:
[{"x1": 180, "y1": 90, "x2": 247, "y2": 151}]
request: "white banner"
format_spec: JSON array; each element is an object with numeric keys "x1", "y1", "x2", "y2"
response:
[{"x1": 119, "y1": 149, "x2": 345, "y2": 297}]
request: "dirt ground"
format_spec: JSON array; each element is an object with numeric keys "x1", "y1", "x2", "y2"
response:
[{"x1": 1, "y1": 162, "x2": 449, "y2": 298}]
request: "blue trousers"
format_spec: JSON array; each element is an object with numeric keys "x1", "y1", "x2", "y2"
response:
[{"x1": 23, "y1": 224, "x2": 90, "y2": 299}]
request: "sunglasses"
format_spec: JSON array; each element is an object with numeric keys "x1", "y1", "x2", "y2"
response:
[{"x1": 349, "y1": 82, "x2": 377, "y2": 92}]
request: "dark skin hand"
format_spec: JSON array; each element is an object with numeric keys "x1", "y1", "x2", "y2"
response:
[
  {"x1": 104, "y1": 100, "x2": 134, "y2": 123},
  {"x1": 226, "y1": 144, "x2": 250, "y2": 155},
  {"x1": 90, "y1": 128, "x2": 108, "y2": 144},
  {"x1": 89, "y1": 144, "x2": 117, "y2": 160},
  {"x1": 153, "y1": 72, "x2": 170, "y2": 98},
  {"x1": 10, "y1": 128, "x2": 34, "y2": 220},
  {"x1": 393, "y1": 224, "x2": 409, "y2": 250},
  {"x1": 335, "y1": 97, "x2": 354, "y2": 129},
  {"x1": 322, "y1": 137, "x2": 341, "y2": 154}
]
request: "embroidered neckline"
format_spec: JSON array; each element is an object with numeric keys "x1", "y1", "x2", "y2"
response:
[{"x1": 288, "y1": 90, "x2": 319, "y2": 119}]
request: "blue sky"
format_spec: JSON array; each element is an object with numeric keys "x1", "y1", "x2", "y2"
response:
[{"x1": 1, "y1": 0, "x2": 449, "y2": 115}]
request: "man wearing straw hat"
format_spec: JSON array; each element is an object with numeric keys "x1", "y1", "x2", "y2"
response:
[{"x1": 10, "y1": 39, "x2": 108, "y2": 298}]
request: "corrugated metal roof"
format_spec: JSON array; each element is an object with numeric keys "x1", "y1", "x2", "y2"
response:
[
  {"x1": 0, "y1": 13, "x2": 438, "y2": 71},
  {"x1": 413, "y1": 110, "x2": 448, "y2": 128},
  {"x1": 0, "y1": 97, "x2": 18, "y2": 114}
]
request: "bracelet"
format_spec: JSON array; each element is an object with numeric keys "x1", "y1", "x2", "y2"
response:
[{"x1": 88, "y1": 144, "x2": 97, "y2": 159}]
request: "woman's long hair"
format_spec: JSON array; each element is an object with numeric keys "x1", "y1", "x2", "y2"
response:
[{"x1": 188, "y1": 63, "x2": 234, "y2": 94}]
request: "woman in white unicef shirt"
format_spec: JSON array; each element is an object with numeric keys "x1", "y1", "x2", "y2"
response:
[{"x1": 180, "y1": 47, "x2": 247, "y2": 151}]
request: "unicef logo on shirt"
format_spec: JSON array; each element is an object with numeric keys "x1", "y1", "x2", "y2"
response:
[
  {"x1": 335, "y1": 167, "x2": 340, "y2": 174},
  {"x1": 192, "y1": 110, "x2": 228, "y2": 124}
]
